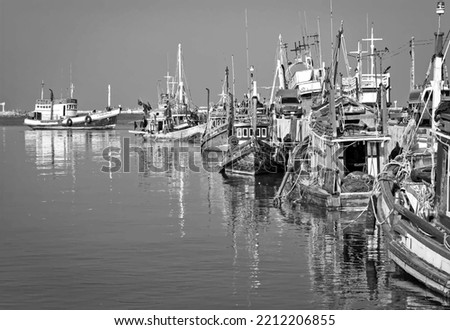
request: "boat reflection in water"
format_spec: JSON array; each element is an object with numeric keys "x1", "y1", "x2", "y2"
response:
[
  {"x1": 19, "y1": 132, "x2": 450, "y2": 309},
  {"x1": 279, "y1": 203, "x2": 450, "y2": 309},
  {"x1": 24, "y1": 129, "x2": 121, "y2": 177}
]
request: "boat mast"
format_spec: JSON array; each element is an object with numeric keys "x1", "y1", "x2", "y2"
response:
[
  {"x1": 108, "y1": 84, "x2": 111, "y2": 108},
  {"x1": 317, "y1": 16, "x2": 323, "y2": 68},
  {"x1": 362, "y1": 24, "x2": 383, "y2": 77},
  {"x1": 410, "y1": 36, "x2": 415, "y2": 91},
  {"x1": 177, "y1": 43, "x2": 184, "y2": 105},
  {"x1": 231, "y1": 54, "x2": 236, "y2": 105},
  {"x1": 49, "y1": 88, "x2": 54, "y2": 120},
  {"x1": 350, "y1": 41, "x2": 367, "y2": 100},
  {"x1": 41, "y1": 80, "x2": 44, "y2": 99},
  {"x1": 250, "y1": 65, "x2": 257, "y2": 139},
  {"x1": 245, "y1": 9, "x2": 250, "y2": 92},
  {"x1": 432, "y1": 1, "x2": 446, "y2": 191},
  {"x1": 69, "y1": 63, "x2": 74, "y2": 99}
]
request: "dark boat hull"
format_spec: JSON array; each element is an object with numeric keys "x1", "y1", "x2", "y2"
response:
[{"x1": 221, "y1": 139, "x2": 279, "y2": 175}]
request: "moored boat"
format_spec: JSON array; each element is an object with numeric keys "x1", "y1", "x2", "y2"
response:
[
  {"x1": 274, "y1": 22, "x2": 391, "y2": 210},
  {"x1": 373, "y1": 2, "x2": 450, "y2": 298},
  {"x1": 24, "y1": 83, "x2": 120, "y2": 130},
  {"x1": 131, "y1": 44, "x2": 205, "y2": 142},
  {"x1": 201, "y1": 67, "x2": 233, "y2": 152},
  {"x1": 220, "y1": 69, "x2": 281, "y2": 175}
]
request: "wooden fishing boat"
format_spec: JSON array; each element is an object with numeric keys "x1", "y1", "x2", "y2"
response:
[
  {"x1": 220, "y1": 71, "x2": 280, "y2": 175},
  {"x1": 274, "y1": 22, "x2": 391, "y2": 210},
  {"x1": 24, "y1": 83, "x2": 120, "y2": 130},
  {"x1": 201, "y1": 67, "x2": 232, "y2": 152},
  {"x1": 373, "y1": 2, "x2": 450, "y2": 298},
  {"x1": 130, "y1": 44, "x2": 205, "y2": 141}
]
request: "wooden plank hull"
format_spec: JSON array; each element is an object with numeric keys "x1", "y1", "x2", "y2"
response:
[
  {"x1": 375, "y1": 167, "x2": 450, "y2": 298},
  {"x1": 200, "y1": 125, "x2": 228, "y2": 152},
  {"x1": 142, "y1": 123, "x2": 206, "y2": 142},
  {"x1": 221, "y1": 139, "x2": 279, "y2": 175},
  {"x1": 298, "y1": 181, "x2": 371, "y2": 210}
]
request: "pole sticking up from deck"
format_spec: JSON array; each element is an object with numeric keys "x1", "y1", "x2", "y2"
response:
[
  {"x1": 49, "y1": 89, "x2": 54, "y2": 120},
  {"x1": 69, "y1": 63, "x2": 74, "y2": 98},
  {"x1": 330, "y1": 86, "x2": 337, "y2": 138},
  {"x1": 362, "y1": 23, "x2": 383, "y2": 76},
  {"x1": 231, "y1": 55, "x2": 236, "y2": 103},
  {"x1": 41, "y1": 81, "x2": 44, "y2": 99},
  {"x1": 177, "y1": 43, "x2": 184, "y2": 105},
  {"x1": 410, "y1": 36, "x2": 415, "y2": 91},
  {"x1": 431, "y1": 1, "x2": 446, "y2": 192},
  {"x1": 330, "y1": 0, "x2": 334, "y2": 66},
  {"x1": 108, "y1": 84, "x2": 111, "y2": 108},
  {"x1": 245, "y1": 9, "x2": 250, "y2": 93},
  {"x1": 206, "y1": 88, "x2": 210, "y2": 124},
  {"x1": 250, "y1": 65, "x2": 257, "y2": 139},
  {"x1": 317, "y1": 17, "x2": 323, "y2": 68}
]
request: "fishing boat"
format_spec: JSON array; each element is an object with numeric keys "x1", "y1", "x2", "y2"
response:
[
  {"x1": 270, "y1": 33, "x2": 324, "y2": 147},
  {"x1": 200, "y1": 67, "x2": 232, "y2": 152},
  {"x1": 274, "y1": 22, "x2": 391, "y2": 210},
  {"x1": 373, "y1": 2, "x2": 450, "y2": 298},
  {"x1": 130, "y1": 44, "x2": 205, "y2": 141},
  {"x1": 24, "y1": 82, "x2": 120, "y2": 130},
  {"x1": 220, "y1": 68, "x2": 281, "y2": 175}
]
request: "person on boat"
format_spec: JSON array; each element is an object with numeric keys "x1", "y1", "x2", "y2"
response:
[
  {"x1": 389, "y1": 142, "x2": 403, "y2": 161},
  {"x1": 142, "y1": 116, "x2": 148, "y2": 131},
  {"x1": 134, "y1": 121, "x2": 138, "y2": 130}
]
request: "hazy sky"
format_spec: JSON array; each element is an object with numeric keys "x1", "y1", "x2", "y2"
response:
[{"x1": 0, "y1": 0, "x2": 447, "y2": 111}]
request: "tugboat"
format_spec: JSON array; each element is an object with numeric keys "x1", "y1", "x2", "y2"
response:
[{"x1": 24, "y1": 82, "x2": 120, "y2": 130}]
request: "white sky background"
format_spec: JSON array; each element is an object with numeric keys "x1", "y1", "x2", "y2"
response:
[{"x1": 0, "y1": 0, "x2": 445, "y2": 111}]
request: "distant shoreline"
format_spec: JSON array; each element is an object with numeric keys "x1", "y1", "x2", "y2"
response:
[{"x1": 0, "y1": 111, "x2": 26, "y2": 118}]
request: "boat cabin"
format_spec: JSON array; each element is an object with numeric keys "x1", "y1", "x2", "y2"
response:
[{"x1": 32, "y1": 98, "x2": 77, "y2": 120}]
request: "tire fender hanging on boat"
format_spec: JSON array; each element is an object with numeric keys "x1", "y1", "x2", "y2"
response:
[
  {"x1": 85, "y1": 115, "x2": 92, "y2": 124},
  {"x1": 66, "y1": 118, "x2": 73, "y2": 126}
]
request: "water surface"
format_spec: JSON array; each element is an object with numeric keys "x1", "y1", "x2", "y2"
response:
[{"x1": 0, "y1": 120, "x2": 449, "y2": 309}]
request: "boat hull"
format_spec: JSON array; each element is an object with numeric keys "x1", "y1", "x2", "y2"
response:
[
  {"x1": 375, "y1": 167, "x2": 450, "y2": 298},
  {"x1": 141, "y1": 123, "x2": 206, "y2": 142},
  {"x1": 221, "y1": 139, "x2": 279, "y2": 175},
  {"x1": 24, "y1": 109, "x2": 120, "y2": 130},
  {"x1": 201, "y1": 125, "x2": 228, "y2": 152},
  {"x1": 297, "y1": 181, "x2": 371, "y2": 211}
]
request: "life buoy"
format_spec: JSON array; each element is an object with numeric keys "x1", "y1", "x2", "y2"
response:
[
  {"x1": 66, "y1": 118, "x2": 73, "y2": 127},
  {"x1": 85, "y1": 115, "x2": 92, "y2": 124}
]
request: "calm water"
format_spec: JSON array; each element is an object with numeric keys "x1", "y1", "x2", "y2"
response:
[{"x1": 0, "y1": 117, "x2": 449, "y2": 309}]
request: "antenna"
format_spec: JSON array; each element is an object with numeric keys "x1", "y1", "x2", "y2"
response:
[
  {"x1": 410, "y1": 36, "x2": 415, "y2": 90},
  {"x1": 231, "y1": 55, "x2": 236, "y2": 99},
  {"x1": 317, "y1": 17, "x2": 323, "y2": 67},
  {"x1": 245, "y1": 9, "x2": 250, "y2": 92},
  {"x1": 330, "y1": 0, "x2": 334, "y2": 63},
  {"x1": 41, "y1": 80, "x2": 44, "y2": 99},
  {"x1": 362, "y1": 23, "x2": 382, "y2": 75},
  {"x1": 437, "y1": 1, "x2": 445, "y2": 35},
  {"x1": 69, "y1": 63, "x2": 74, "y2": 98}
]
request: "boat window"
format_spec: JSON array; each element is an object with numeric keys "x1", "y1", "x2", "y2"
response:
[
  {"x1": 237, "y1": 128, "x2": 242, "y2": 138},
  {"x1": 243, "y1": 128, "x2": 248, "y2": 137},
  {"x1": 250, "y1": 128, "x2": 253, "y2": 136},
  {"x1": 262, "y1": 128, "x2": 267, "y2": 137},
  {"x1": 281, "y1": 97, "x2": 299, "y2": 104},
  {"x1": 256, "y1": 128, "x2": 260, "y2": 137}
]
